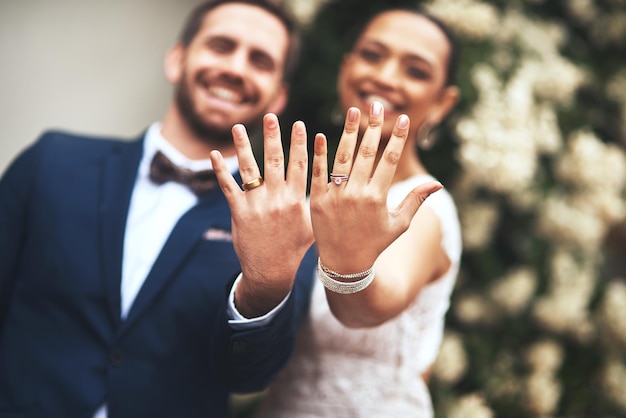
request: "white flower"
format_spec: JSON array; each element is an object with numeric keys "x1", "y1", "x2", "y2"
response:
[
  {"x1": 433, "y1": 332, "x2": 468, "y2": 385},
  {"x1": 497, "y1": 11, "x2": 567, "y2": 55},
  {"x1": 448, "y1": 393, "x2": 495, "y2": 418},
  {"x1": 607, "y1": 69, "x2": 626, "y2": 103},
  {"x1": 459, "y1": 202, "x2": 500, "y2": 250},
  {"x1": 525, "y1": 373, "x2": 561, "y2": 415},
  {"x1": 565, "y1": 0, "x2": 599, "y2": 25},
  {"x1": 597, "y1": 280, "x2": 626, "y2": 348},
  {"x1": 285, "y1": 0, "x2": 327, "y2": 26},
  {"x1": 588, "y1": 190, "x2": 626, "y2": 224},
  {"x1": 601, "y1": 358, "x2": 626, "y2": 411},
  {"x1": 556, "y1": 130, "x2": 626, "y2": 192},
  {"x1": 489, "y1": 267, "x2": 538, "y2": 315},
  {"x1": 525, "y1": 340, "x2": 564, "y2": 374},
  {"x1": 536, "y1": 194, "x2": 607, "y2": 252},
  {"x1": 532, "y1": 250, "x2": 598, "y2": 340},
  {"x1": 534, "y1": 103, "x2": 562, "y2": 155},
  {"x1": 531, "y1": 56, "x2": 588, "y2": 105},
  {"x1": 426, "y1": 0, "x2": 500, "y2": 40},
  {"x1": 454, "y1": 293, "x2": 498, "y2": 326}
]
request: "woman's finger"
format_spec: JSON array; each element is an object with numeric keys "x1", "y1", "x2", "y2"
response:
[
  {"x1": 349, "y1": 101, "x2": 383, "y2": 187},
  {"x1": 370, "y1": 114, "x2": 410, "y2": 191},
  {"x1": 330, "y1": 107, "x2": 360, "y2": 180},
  {"x1": 392, "y1": 180, "x2": 443, "y2": 228},
  {"x1": 310, "y1": 132, "x2": 329, "y2": 200}
]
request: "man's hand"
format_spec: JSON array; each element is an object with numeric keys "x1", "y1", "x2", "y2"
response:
[{"x1": 210, "y1": 114, "x2": 314, "y2": 318}]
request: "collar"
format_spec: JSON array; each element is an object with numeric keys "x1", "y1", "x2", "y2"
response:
[{"x1": 142, "y1": 122, "x2": 239, "y2": 174}]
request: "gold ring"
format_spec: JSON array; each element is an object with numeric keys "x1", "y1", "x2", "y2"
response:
[{"x1": 242, "y1": 177, "x2": 264, "y2": 191}]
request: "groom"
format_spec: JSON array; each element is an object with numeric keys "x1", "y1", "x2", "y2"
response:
[{"x1": 0, "y1": 1, "x2": 316, "y2": 417}]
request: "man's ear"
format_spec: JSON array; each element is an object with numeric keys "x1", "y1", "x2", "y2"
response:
[
  {"x1": 164, "y1": 44, "x2": 185, "y2": 84},
  {"x1": 266, "y1": 84, "x2": 288, "y2": 115}
]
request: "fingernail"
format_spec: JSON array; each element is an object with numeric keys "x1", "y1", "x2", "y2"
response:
[
  {"x1": 371, "y1": 101, "x2": 382, "y2": 117},
  {"x1": 397, "y1": 114, "x2": 409, "y2": 129},
  {"x1": 347, "y1": 107, "x2": 358, "y2": 123},
  {"x1": 233, "y1": 124, "x2": 245, "y2": 136},
  {"x1": 295, "y1": 121, "x2": 306, "y2": 134},
  {"x1": 264, "y1": 114, "x2": 278, "y2": 129}
]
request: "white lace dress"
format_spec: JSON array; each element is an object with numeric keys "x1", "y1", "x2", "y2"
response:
[{"x1": 257, "y1": 174, "x2": 462, "y2": 418}]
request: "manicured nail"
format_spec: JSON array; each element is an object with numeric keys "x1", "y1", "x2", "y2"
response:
[
  {"x1": 397, "y1": 114, "x2": 409, "y2": 129},
  {"x1": 371, "y1": 101, "x2": 383, "y2": 117},
  {"x1": 233, "y1": 124, "x2": 245, "y2": 137},
  {"x1": 264, "y1": 113, "x2": 278, "y2": 129},
  {"x1": 295, "y1": 121, "x2": 306, "y2": 134},
  {"x1": 347, "y1": 107, "x2": 358, "y2": 123}
]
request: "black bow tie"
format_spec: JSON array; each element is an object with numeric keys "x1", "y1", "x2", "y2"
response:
[{"x1": 149, "y1": 151, "x2": 218, "y2": 196}]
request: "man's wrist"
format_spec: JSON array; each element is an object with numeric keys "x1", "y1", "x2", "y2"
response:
[
  {"x1": 228, "y1": 273, "x2": 292, "y2": 328},
  {"x1": 233, "y1": 273, "x2": 292, "y2": 318}
]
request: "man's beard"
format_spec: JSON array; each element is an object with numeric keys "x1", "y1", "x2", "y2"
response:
[{"x1": 175, "y1": 77, "x2": 236, "y2": 148}]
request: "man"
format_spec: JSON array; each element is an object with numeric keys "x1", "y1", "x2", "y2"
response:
[{"x1": 0, "y1": 1, "x2": 316, "y2": 417}]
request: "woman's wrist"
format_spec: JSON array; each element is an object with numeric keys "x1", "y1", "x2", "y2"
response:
[{"x1": 317, "y1": 257, "x2": 375, "y2": 294}]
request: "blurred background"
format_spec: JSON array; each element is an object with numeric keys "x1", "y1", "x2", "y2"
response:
[
  {"x1": 2, "y1": 0, "x2": 625, "y2": 417},
  {"x1": 272, "y1": 0, "x2": 626, "y2": 417},
  {"x1": 0, "y1": 0, "x2": 205, "y2": 171}
]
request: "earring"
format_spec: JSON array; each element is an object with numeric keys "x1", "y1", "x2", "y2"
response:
[
  {"x1": 331, "y1": 105, "x2": 344, "y2": 126},
  {"x1": 416, "y1": 120, "x2": 437, "y2": 150}
]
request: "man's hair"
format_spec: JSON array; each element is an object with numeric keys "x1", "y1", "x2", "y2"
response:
[{"x1": 178, "y1": 0, "x2": 300, "y2": 82}]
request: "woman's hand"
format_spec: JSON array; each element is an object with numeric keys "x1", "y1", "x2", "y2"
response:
[
  {"x1": 210, "y1": 114, "x2": 314, "y2": 317},
  {"x1": 309, "y1": 102, "x2": 442, "y2": 277}
]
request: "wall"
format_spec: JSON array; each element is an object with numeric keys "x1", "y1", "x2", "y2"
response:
[{"x1": 0, "y1": 0, "x2": 204, "y2": 172}]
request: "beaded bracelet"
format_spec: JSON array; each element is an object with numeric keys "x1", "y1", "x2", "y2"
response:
[{"x1": 317, "y1": 258, "x2": 376, "y2": 294}]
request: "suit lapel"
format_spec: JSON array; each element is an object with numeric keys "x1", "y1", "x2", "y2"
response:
[
  {"x1": 99, "y1": 138, "x2": 144, "y2": 327},
  {"x1": 117, "y1": 187, "x2": 232, "y2": 338}
]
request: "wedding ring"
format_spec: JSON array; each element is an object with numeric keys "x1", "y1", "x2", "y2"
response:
[
  {"x1": 242, "y1": 177, "x2": 264, "y2": 191},
  {"x1": 330, "y1": 173, "x2": 349, "y2": 185}
]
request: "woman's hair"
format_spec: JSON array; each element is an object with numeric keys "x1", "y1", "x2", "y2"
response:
[
  {"x1": 177, "y1": 0, "x2": 301, "y2": 82},
  {"x1": 347, "y1": 6, "x2": 460, "y2": 87}
]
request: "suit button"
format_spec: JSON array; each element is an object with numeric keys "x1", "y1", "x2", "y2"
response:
[
  {"x1": 110, "y1": 349, "x2": 124, "y2": 366},
  {"x1": 232, "y1": 341, "x2": 247, "y2": 355}
]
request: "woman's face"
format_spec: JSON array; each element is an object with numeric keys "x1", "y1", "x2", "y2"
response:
[{"x1": 338, "y1": 10, "x2": 455, "y2": 139}]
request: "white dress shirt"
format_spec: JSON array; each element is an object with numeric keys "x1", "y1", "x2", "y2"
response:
[{"x1": 93, "y1": 122, "x2": 289, "y2": 418}]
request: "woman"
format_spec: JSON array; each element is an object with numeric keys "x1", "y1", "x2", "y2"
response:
[{"x1": 256, "y1": 6, "x2": 462, "y2": 417}]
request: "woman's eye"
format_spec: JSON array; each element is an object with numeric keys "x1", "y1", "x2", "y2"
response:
[
  {"x1": 357, "y1": 49, "x2": 381, "y2": 62},
  {"x1": 407, "y1": 67, "x2": 430, "y2": 80}
]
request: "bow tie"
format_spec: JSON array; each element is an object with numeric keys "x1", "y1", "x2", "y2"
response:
[{"x1": 149, "y1": 151, "x2": 218, "y2": 196}]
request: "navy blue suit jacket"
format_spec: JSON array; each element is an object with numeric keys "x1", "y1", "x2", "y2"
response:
[{"x1": 0, "y1": 131, "x2": 316, "y2": 418}]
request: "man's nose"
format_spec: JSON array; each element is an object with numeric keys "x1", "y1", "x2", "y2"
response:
[{"x1": 220, "y1": 49, "x2": 248, "y2": 78}]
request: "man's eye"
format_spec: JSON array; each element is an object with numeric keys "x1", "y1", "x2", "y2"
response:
[
  {"x1": 251, "y1": 52, "x2": 275, "y2": 71},
  {"x1": 207, "y1": 39, "x2": 234, "y2": 53}
]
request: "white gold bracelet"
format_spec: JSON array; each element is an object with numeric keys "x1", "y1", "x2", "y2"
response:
[{"x1": 317, "y1": 258, "x2": 376, "y2": 294}]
